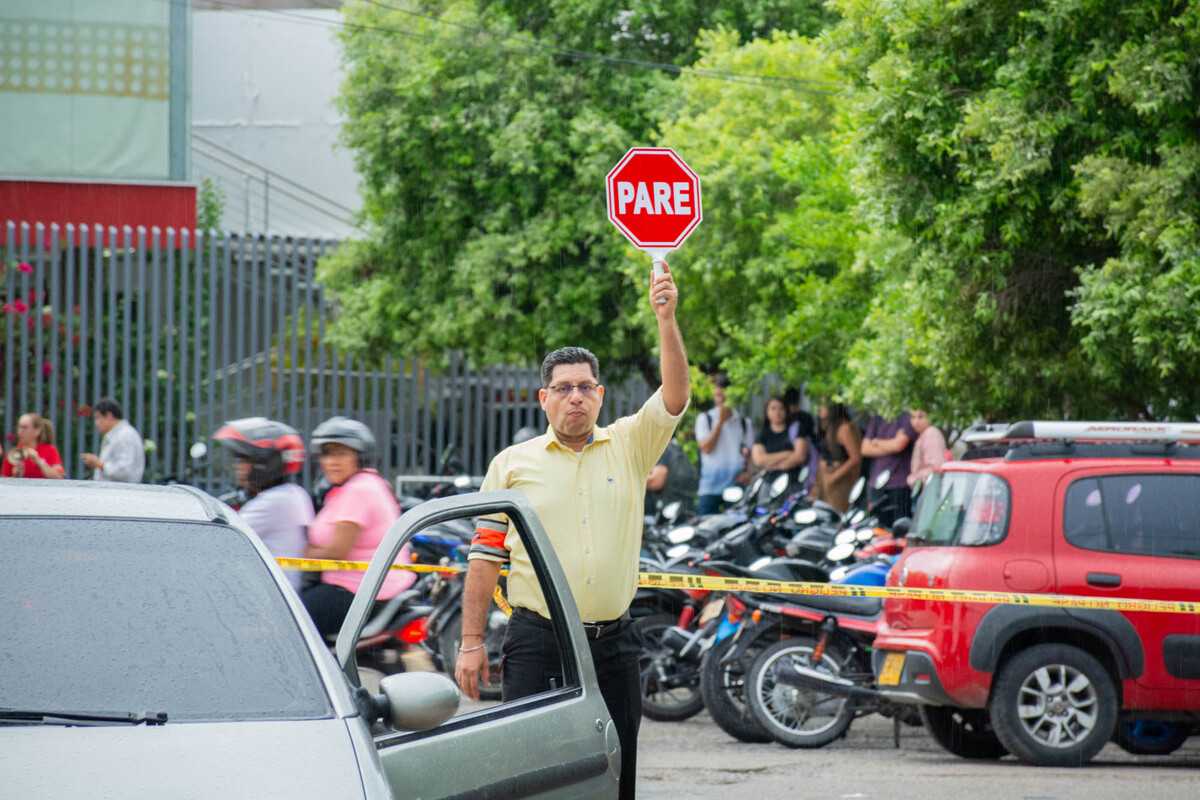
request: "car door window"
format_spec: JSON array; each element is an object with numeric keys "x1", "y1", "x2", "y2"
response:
[{"x1": 1065, "y1": 474, "x2": 1200, "y2": 559}]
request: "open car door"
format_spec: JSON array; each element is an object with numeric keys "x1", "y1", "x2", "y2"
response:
[{"x1": 337, "y1": 491, "x2": 619, "y2": 799}]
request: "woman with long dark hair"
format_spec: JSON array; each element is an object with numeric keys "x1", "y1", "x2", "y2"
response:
[
  {"x1": 750, "y1": 396, "x2": 809, "y2": 486},
  {"x1": 815, "y1": 402, "x2": 861, "y2": 512}
]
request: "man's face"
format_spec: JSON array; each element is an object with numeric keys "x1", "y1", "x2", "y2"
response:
[
  {"x1": 234, "y1": 459, "x2": 253, "y2": 490},
  {"x1": 712, "y1": 383, "x2": 727, "y2": 407},
  {"x1": 93, "y1": 412, "x2": 117, "y2": 435},
  {"x1": 539, "y1": 363, "x2": 604, "y2": 440}
]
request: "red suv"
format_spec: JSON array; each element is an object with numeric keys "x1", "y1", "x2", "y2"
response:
[{"x1": 874, "y1": 421, "x2": 1200, "y2": 766}]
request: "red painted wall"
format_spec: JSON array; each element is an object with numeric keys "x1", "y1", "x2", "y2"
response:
[{"x1": 0, "y1": 180, "x2": 197, "y2": 246}]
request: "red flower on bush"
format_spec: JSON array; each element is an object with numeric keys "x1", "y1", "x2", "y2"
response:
[
  {"x1": 16, "y1": 262, "x2": 33, "y2": 274},
  {"x1": 9, "y1": 299, "x2": 28, "y2": 314},
  {"x1": 41, "y1": 361, "x2": 53, "y2": 377}
]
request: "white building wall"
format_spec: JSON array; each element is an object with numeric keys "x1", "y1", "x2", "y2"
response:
[{"x1": 192, "y1": 9, "x2": 360, "y2": 238}]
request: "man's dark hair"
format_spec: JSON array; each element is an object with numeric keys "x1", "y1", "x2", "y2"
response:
[
  {"x1": 541, "y1": 347, "x2": 599, "y2": 387},
  {"x1": 711, "y1": 373, "x2": 731, "y2": 389},
  {"x1": 93, "y1": 398, "x2": 124, "y2": 419}
]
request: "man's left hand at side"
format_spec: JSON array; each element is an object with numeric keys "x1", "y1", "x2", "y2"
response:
[{"x1": 81, "y1": 453, "x2": 101, "y2": 470}]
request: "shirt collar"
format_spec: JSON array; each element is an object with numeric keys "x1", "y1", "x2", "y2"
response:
[{"x1": 545, "y1": 424, "x2": 611, "y2": 451}]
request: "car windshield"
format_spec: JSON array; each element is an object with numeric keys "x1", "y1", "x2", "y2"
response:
[
  {"x1": 1, "y1": 517, "x2": 331, "y2": 722},
  {"x1": 911, "y1": 471, "x2": 1010, "y2": 547}
]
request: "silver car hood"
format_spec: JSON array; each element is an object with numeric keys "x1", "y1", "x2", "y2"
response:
[{"x1": 0, "y1": 717, "x2": 366, "y2": 799}]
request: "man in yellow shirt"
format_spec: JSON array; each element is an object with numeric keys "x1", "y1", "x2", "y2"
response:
[{"x1": 455, "y1": 263, "x2": 689, "y2": 799}]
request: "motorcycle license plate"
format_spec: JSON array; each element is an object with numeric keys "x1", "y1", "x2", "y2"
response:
[
  {"x1": 699, "y1": 598, "x2": 724, "y2": 625},
  {"x1": 878, "y1": 652, "x2": 905, "y2": 686}
]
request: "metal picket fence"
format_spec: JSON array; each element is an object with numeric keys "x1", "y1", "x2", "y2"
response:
[{"x1": 0, "y1": 220, "x2": 659, "y2": 490}]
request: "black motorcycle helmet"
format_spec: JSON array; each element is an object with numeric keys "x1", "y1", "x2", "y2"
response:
[
  {"x1": 310, "y1": 416, "x2": 376, "y2": 466},
  {"x1": 212, "y1": 417, "x2": 305, "y2": 496}
]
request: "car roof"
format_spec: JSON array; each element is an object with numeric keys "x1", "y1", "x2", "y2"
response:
[{"x1": 0, "y1": 478, "x2": 225, "y2": 521}]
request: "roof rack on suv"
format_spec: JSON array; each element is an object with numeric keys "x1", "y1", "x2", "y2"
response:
[{"x1": 961, "y1": 421, "x2": 1200, "y2": 462}]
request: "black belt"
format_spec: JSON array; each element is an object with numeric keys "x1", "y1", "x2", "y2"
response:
[{"x1": 512, "y1": 607, "x2": 629, "y2": 640}]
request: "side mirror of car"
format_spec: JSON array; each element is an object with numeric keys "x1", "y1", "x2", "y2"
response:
[
  {"x1": 722, "y1": 485, "x2": 745, "y2": 504},
  {"x1": 378, "y1": 671, "x2": 460, "y2": 731}
]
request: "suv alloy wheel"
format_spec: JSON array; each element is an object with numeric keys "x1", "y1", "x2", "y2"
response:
[{"x1": 989, "y1": 643, "x2": 1118, "y2": 766}]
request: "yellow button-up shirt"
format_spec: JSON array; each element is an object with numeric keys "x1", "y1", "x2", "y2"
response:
[{"x1": 469, "y1": 388, "x2": 686, "y2": 622}]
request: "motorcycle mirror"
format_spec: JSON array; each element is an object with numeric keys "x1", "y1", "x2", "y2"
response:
[
  {"x1": 856, "y1": 528, "x2": 876, "y2": 543},
  {"x1": 829, "y1": 565, "x2": 849, "y2": 582},
  {"x1": 793, "y1": 508, "x2": 818, "y2": 525},
  {"x1": 722, "y1": 485, "x2": 745, "y2": 504},
  {"x1": 797, "y1": 465, "x2": 810, "y2": 483},
  {"x1": 189, "y1": 442, "x2": 208, "y2": 461},
  {"x1": 378, "y1": 671, "x2": 459, "y2": 730},
  {"x1": 749, "y1": 556, "x2": 773, "y2": 571},
  {"x1": 666, "y1": 525, "x2": 696, "y2": 545},
  {"x1": 850, "y1": 509, "x2": 866, "y2": 525},
  {"x1": 873, "y1": 468, "x2": 892, "y2": 491},
  {"x1": 827, "y1": 542, "x2": 856, "y2": 562},
  {"x1": 453, "y1": 475, "x2": 472, "y2": 489},
  {"x1": 848, "y1": 476, "x2": 866, "y2": 504},
  {"x1": 662, "y1": 501, "x2": 682, "y2": 522},
  {"x1": 834, "y1": 529, "x2": 857, "y2": 546},
  {"x1": 769, "y1": 473, "x2": 789, "y2": 499}
]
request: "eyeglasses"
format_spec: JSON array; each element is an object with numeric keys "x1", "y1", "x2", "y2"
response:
[{"x1": 546, "y1": 382, "x2": 600, "y2": 398}]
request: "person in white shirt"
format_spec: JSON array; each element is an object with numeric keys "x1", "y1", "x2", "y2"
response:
[
  {"x1": 694, "y1": 374, "x2": 753, "y2": 515},
  {"x1": 82, "y1": 398, "x2": 145, "y2": 483},
  {"x1": 213, "y1": 417, "x2": 312, "y2": 592}
]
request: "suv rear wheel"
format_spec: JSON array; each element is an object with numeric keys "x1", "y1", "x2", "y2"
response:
[
  {"x1": 920, "y1": 706, "x2": 1008, "y2": 759},
  {"x1": 989, "y1": 644, "x2": 1118, "y2": 766}
]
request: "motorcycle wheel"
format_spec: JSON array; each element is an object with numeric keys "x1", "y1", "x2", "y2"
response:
[
  {"x1": 920, "y1": 705, "x2": 1008, "y2": 760},
  {"x1": 635, "y1": 613, "x2": 705, "y2": 723},
  {"x1": 438, "y1": 611, "x2": 504, "y2": 701},
  {"x1": 700, "y1": 635, "x2": 772, "y2": 743},
  {"x1": 746, "y1": 636, "x2": 856, "y2": 749}
]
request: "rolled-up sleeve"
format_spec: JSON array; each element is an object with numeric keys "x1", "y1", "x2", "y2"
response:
[
  {"x1": 616, "y1": 387, "x2": 689, "y2": 477},
  {"x1": 469, "y1": 454, "x2": 511, "y2": 563}
]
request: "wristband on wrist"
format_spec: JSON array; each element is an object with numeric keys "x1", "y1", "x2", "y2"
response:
[{"x1": 458, "y1": 643, "x2": 485, "y2": 654}]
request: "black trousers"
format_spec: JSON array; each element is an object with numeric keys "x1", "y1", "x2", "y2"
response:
[
  {"x1": 502, "y1": 608, "x2": 642, "y2": 800},
  {"x1": 301, "y1": 582, "x2": 356, "y2": 638},
  {"x1": 871, "y1": 486, "x2": 913, "y2": 529}
]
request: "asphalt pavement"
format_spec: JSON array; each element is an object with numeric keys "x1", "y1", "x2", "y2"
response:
[{"x1": 638, "y1": 712, "x2": 1200, "y2": 800}]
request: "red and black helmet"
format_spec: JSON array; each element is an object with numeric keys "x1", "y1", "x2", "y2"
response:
[{"x1": 212, "y1": 417, "x2": 305, "y2": 492}]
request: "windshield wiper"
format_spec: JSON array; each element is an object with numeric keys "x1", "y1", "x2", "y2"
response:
[{"x1": 0, "y1": 708, "x2": 168, "y2": 726}]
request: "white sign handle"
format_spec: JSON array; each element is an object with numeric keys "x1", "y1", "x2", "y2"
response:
[{"x1": 645, "y1": 248, "x2": 671, "y2": 304}]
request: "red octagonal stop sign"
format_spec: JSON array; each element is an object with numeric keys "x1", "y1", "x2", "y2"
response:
[{"x1": 606, "y1": 147, "x2": 702, "y2": 251}]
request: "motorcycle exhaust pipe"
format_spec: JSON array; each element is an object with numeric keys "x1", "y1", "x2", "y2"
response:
[
  {"x1": 776, "y1": 662, "x2": 881, "y2": 701},
  {"x1": 660, "y1": 626, "x2": 705, "y2": 662}
]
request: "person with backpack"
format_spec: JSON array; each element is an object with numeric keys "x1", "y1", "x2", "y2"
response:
[{"x1": 694, "y1": 374, "x2": 753, "y2": 515}]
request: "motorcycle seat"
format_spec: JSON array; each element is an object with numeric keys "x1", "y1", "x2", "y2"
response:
[{"x1": 773, "y1": 594, "x2": 881, "y2": 618}]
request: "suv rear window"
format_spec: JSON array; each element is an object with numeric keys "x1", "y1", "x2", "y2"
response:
[
  {"x1": 1064, "y1": 474, "x2": 1200, "y2": 559},
  {"x1": 911, "y1": 472, "x2": 1010, "y2": 546}
]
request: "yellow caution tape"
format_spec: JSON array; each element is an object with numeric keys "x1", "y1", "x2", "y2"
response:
[{"x1": 275, "y1": 557, "x2": 1200, "y2": 615}]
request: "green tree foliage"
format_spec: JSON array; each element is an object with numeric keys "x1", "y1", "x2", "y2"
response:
[
  {"x1": 651, "y1": 29, "x2": 867, "y2": 398},
  {"x1": 834, "y1": 0, "x2": 1200, "y2": 422},
  {"x1": 322, "y1": 0, "x2": 829, "y2": 380}
]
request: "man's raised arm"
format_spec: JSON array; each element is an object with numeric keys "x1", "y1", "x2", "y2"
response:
[{"x1": 651, "y1": 262, "x2": 689, "y2": 415}]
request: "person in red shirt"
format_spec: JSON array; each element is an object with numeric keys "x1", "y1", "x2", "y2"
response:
[{"x1": 2, "y1": 413, "x2": 65, "y2": 479}]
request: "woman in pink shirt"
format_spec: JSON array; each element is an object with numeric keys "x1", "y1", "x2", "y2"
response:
[
  {"x1": 300, "y1": 416, "x2": 415, "y2": 637},
  {"x1": 908, "y1": 409, "x2": 947, "y2": 489}
]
